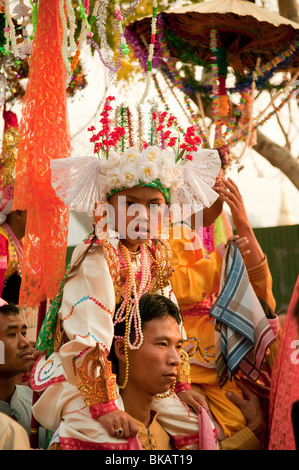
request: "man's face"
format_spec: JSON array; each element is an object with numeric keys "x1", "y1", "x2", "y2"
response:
[
  {"x1": 107, "y1": 186, "x2": 168, "y2": 249},
  {"x1": 127, "y1": 315, "x2": 183, "y2": 396},
  {"x1": 0, "y1": 314, "x2": 34, "y2": 377}
]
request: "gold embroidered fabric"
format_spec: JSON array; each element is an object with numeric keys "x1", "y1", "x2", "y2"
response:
[
  {"x1": 1, "y1": 126, "x2": 18, "y2": 187},
  {"x1": 134, "y1": 412, "x2": 175, "y2": 450},
  {"x1": 77, "y1": 344, "x2": 118, "y2": 406},
  {"x1": 177, "y1": 350, "x2": 191, "y2": 384}
]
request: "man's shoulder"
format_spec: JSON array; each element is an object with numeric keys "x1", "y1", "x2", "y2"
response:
[{"x1": 14, "y1": 385, "x2": 33, "y2": 403}]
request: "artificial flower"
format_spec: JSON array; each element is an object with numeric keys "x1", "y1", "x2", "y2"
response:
[
  {"x1": 105, "y1": 167, "x2": 122, "y2": 190},
  {"x1": 159, "y1": 167, "x2": 175, "y2": 189},
  {"x1": 123, "y1": 147, "x2": 140, "y2": 163},
  {"x1": 119, "y1": 164, "x2": 139, "y2": 188},
  {"x1": 137, "y1": 160, "x2": 159, "y2": 184}
]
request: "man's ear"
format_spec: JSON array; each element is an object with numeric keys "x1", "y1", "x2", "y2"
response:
[{"x1": 114, "y1": 338, "x2": 126, "y2": 365}]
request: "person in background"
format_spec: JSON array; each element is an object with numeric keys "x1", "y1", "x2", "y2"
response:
[
  {"x1": 0, "y1": 412, "x2": 31, "y2": 450},
  {"x1": 0, "y1": 299, "x2": 45, "y2": 448},
  {"x1": 269, "y1": 276, "x2": 299, "y2": 450},
  {"x1": 0, "y1": 108, "x2": 27, "y2": 305}
]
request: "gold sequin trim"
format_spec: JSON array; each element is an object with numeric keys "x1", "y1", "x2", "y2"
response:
[
  {"x1": 177, "y1": 350, "x2": 191, "y2": 384},
  {"x1": 77, "y1": 343, "x2": 118, "y2": 406}
]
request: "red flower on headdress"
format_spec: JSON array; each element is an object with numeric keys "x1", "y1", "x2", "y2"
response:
[
  {"x1": 168, "y1": 137, "x2": 177, "y2": 147},
  {"x1": 167, "y1": 115, "x2": 176, "y2": 128},
  {"x1": 88, "y1": 96, "x2": 125, "y2": 157},
  {"x1": 178, "y1": 126, "x2": 201, "y2": 161}
]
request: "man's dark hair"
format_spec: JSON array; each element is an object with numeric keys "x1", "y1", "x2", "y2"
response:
[
  {"x1": 109, "y1": 293, "x2": 182, "y2": 373},
  {"x1": 0, "y1": 303, "x2": 20, "y2": 316}
]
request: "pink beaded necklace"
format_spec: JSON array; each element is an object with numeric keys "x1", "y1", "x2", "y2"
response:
[{"x1": 114, "y1": 242, "x2": 152, "y2": 350}]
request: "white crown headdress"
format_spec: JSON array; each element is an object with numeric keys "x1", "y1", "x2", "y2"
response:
[{"x1": 51, "y1": 96, "x2": 221, "y2": 220}]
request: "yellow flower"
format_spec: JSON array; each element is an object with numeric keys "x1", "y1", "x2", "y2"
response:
[
  {"x1": 120, "y1": 164, "x2": 139, "y2": 188},
  {"x1": 138, "y1": 160, "x2": 159, "y2": 184},
  {"x1": 123, "y1": 147, "x2": 140, "y2": 163},
  {"x1": 106, "y1": 167, "x2": 122, "y2": 189}
]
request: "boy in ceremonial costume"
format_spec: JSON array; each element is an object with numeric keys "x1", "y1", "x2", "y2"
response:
[{"x1": 30, "y1": 98, "x2": 272, "y2": 450}]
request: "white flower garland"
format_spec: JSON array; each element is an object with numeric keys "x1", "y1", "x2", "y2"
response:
[
  {"x1": 99, "y1": 145, "x2": 184, "y2": 198},
  {"x1": 59, "y1": 0, "x2": 72, "y2": 79},
  {"x1": 58, "y1": 0, "x2": 100, "y2": 80},
  {"x1": 65, "y1": 0, "x2": 77, "y2": 56},
  {"x1": 139, "y1": 0, "x2": 157, "y2": 104},
  {"x1": 4, "y1": 0, "x2": 19, "y2": 57}
]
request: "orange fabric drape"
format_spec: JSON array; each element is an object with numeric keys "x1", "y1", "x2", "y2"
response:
[{"x1": 13, "y1": 0, "x2": 71, "y2": 307}]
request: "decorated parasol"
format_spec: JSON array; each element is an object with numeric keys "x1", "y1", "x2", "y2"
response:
[
  {"x1": 127, "y1": 0, "x2": 299, "y2": 74},
  {"x1": 126, "y1": 0, "x2": 299, "y2": 170}
]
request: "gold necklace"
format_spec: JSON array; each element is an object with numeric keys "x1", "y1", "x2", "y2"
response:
[
  {"x1": 147, "y1": 247, "x2": 165, "y2": 296},
  {"x1": 156, "y1": 380, "x2": 176, "y2": 399},
  {"x1": 118, "y1": 243, "x2": 134, "y2": 390},
  {"x1": 128, "y1": 248, "x2": 140, "y2": 256}
]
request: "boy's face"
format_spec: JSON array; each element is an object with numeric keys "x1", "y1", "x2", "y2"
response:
[
  {"x1": 108, "y1": 186, "x2": 167, "y2": 251},
  {"x1": 0, "y1": 314, "x2": 34, "y2": 377},
  {"x1": 127, "y1": 315, "x2": 183, "y2": 396}
]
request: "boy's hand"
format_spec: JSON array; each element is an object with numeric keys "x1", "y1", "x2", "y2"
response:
[
  {"x1": 97, "y1": 409, "x2": 139, "y2": 439},
  {"x1": 177, "y1": 389, "x2": 209, "y2": 413}
]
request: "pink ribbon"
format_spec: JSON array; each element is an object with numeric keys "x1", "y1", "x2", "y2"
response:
[
  {"x1": 198, "y1": 407, "x2": 217, "y2": 450},
  {"x1": 128, "y1": 436, "x2": 143, "y2": 450}
]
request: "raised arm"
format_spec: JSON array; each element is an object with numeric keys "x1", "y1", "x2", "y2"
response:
[
  {"x1": 169, "y1": 224, "x2": 223, "y2": 308},
  {"x1": 219, "y1": 178, "x2": 276, "y2": 312}
]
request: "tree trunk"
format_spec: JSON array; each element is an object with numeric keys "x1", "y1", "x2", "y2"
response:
[
  {"x1": 278, "y1": 0, "x2": 299, "y2": 23},
  {"x1": 195, "y1": 88, "x2": 299, "y2": 190},
  {"x1": 253, "y1": 131, "x2": 299, "y2": 189},
  {"x1": 253, "y1": 0, "x2": 299, "y2": 190}
]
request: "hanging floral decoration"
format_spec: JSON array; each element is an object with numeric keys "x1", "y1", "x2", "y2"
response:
[
  {"x1": 125, "y1": 11, "x2": 299, "y2": 170},
  {"x1": 0, "y1": 1, "x2": 90, "y2": 102}
]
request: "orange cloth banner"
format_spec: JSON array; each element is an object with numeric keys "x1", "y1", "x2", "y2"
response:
[{"x1": 13, "y1": 0, "x2": 71, "y2": 307}]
